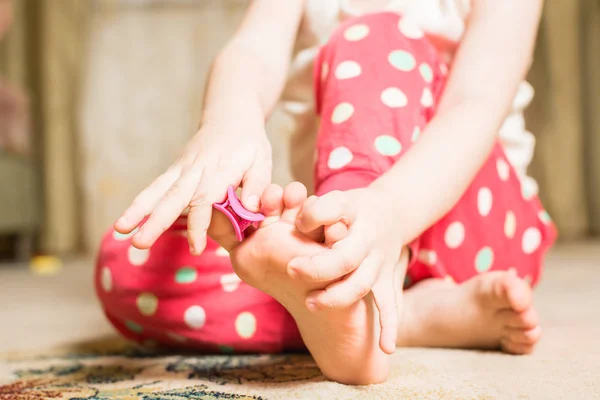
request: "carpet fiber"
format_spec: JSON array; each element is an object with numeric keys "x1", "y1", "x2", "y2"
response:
[{"x1": 1, "y1": 243, "x2": 599, "y2": 399}]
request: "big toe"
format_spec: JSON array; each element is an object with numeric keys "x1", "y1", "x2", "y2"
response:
[
  {"x1": 281, "y1": 182, "x2": 308, "y2": 222},
  {"x1": 502, "y1": 272, "x2": 534, "y2": 313},
  {"x1": 483, "y1": 271, "x2": 533, "y2": 313}
]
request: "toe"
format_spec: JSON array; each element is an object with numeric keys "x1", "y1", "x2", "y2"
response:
[
  {"x1": 482, "y1": 271, "x2": 533, "y2": 313},
  {"x1": 500, "y1": 307, "x2": 539, "y2": 330},
  {"x1": 500, "y1": 337, "x2": 536, "y2": 355},
  {"x1": 504, "y1": 325, "x2": 542, "y2": 345},
  {"x1": 281, "y1": 182, "x2": 308, "y2": 222},
  {"x1": 503, "y1": 273, "x2": 533, "y2": 313},
  {"x1": 261, "y1": 184, "x2": 284, "y2": 219}
]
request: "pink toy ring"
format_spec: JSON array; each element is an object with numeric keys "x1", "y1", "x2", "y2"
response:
[{"x1": 213, "y1": 186, "x2": 265, "y2": 242}]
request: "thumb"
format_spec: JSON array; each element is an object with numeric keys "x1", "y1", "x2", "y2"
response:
[{"x1": 240, "y1": 158, "x2": 271, "y2": 212}]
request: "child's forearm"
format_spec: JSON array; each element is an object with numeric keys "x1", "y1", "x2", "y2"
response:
[
  {"x1": 200, "y1": 0, "x2": 304, "y2": 130},
  {"x1": 372, "y1": 101, "x2": 503, "y2": 242},
  {"x1": 371, "y1": 0, "x2": 543, "y2": 243},
  {"x1": 200, "y1": 46, "x2": 278, "y2": 132}
]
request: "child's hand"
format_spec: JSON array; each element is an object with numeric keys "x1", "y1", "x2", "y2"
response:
[
  {"x1": 289, "y1": 188, "x2": 405, "y2": 354},
  {"x1": 114, "y1": 121, "x2": 272, "y2": 254}
]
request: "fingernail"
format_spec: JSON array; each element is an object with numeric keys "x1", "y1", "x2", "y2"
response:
[{"x1": 306, "y1": 301, "x2": 318, "y2": 312}]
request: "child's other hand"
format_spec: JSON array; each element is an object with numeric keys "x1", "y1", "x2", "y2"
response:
[
  {"x1": 289, "y1": 188, "x2": 404, "y2": 354},
  {"x1": 114, "y1": 121, "x2": 272, "y2": 255}
]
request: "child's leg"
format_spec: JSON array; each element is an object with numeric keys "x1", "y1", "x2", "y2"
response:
[
  {"x1": 310, "y1": 11, "x2": 557, "y2": 353},
  {"x1": 95, "y1": 219, "x2": 303, "y2": 354}
]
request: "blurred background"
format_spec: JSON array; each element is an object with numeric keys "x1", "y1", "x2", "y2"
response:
[{"x1": 0, "y1": 2, "x2": 596, "y2": 262}]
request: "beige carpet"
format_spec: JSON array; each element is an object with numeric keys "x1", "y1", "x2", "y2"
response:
[{"x1": 0, "y1": 243, "x2": 599, "y2": 399}]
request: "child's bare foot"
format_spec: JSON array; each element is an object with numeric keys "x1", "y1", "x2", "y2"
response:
[
  {"x1": 231, "y1": 182, "x2": 391, "y2": 385},
  {"x1": 398, "y1": 270, "x2": 541, "y2": 354}
]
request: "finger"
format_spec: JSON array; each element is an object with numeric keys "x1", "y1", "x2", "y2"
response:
[
  {"x1": 187, "y1": 172, "x2": 230, "y2": 255},
  {"x1": 372, "y1": 267, "x2": 398, "y2": 355},
  {"x1": 287, "y1": 234, "x2": 369, "y2": 282},
  {"x1": 115, "y1": 168, "x2": 180, "y2": 233},
  {"x1": 241, "y1": 156, "x2": 272, "y2": 212},
  {"x1": 296, "y1": 190, "x2": 357, "y2": 233},
  {"x1": 305, "y1": 252, "x2": 382, "y2": 311},
  {"x1": 132, "y1": 165, "x2": 204, "y2": 249}
]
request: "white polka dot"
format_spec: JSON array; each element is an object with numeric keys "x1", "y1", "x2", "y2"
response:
[
  {"x1": 417, "y1": 249, "x2": 437, "y2": 266},
  {"x1": 235, "y1": 312, "x2": 257, "y2": 339},
  {"x1": 388, "y1": 50, "x2": 416, "y2": 71},
  {"x1": 167, "y1": 332, "x2": 187, "y2": 343},
  {"x1": 504, "y1": 211, "x2": 517, "y2": 239},
  {"x1": 411, "y1": 126, "x2": 421, "y2": 143},
  {"x1": 128, "y1": 246, "x2": 150, "y2": 266},
  {"x1": 381, "y1": 87, "x2": 408, "y2": 108},
  {"x1": 101, "y1": 267, "x2": 112, "y2": 292},
  {"x1": 344, "y1": 24, "x2": 370, "y2": 41},
  {"x1": 497, "y1": 159, "x2": 510, "y2": 181},
  {"x1": 220, "y1": 273, "x2": 242, "y2": 292},
  {"x1": 419, "y1": 63, "x2": 433, "y2": 83},
  {"x1": 420, "y1": 87, "x2": 433, "y2": 107},
  {"x1": 374, "y1": 135, "x2": 402, "y2": 156},
  {"x1": 444, "y1": 222, "x2": 465, "y2": 249},
  {"x1": 137, "y1": 292, "x2": 158, "y2": 316},
  {"x1": 113, "y1": 227, "x2": 138, "y2": 241},
  {"x1": 477, "y1": 187, "x2": 493, "y2": 217},
  {"x1": 538, "y1": 210, "x2": 552, "y2": 225},
  {"x1": 398, "y1": 17, "x2": 424, "y2": 39},
  {"x1": 522, "y1": 227, "x2": 542, "y2": 254},
  {"x1": 184, "y1": 305, "x2": 206, "y2": 329},
  {"x1": 522, "y1": 181, "x2": 536, "y2": 200},
  {"x1": 327, "y1": 146, "x2": 353, "y2": 169},
  {"x1": 215, "y1": 247, "x2": 229, "y2": 257},
  {"x1": 335, "y1": 60, "x2": 362, "y2": 80},
  {"x1": 331, "y1": 102, "x2": 355, "y2": 124},
  {"x1": 321, "y1": 62, "x2": 329, "y2": 81}
]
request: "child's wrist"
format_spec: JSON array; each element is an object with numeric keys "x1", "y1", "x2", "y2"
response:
[{"x1": 367, "y1": 180, "x2": 411, "y2": 241}]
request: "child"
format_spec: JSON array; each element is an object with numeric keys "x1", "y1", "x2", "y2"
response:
[{"x1": 98, "y1": 0, "x2": 556, "y2": 385}]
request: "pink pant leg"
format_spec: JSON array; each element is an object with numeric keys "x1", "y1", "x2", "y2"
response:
[
  {"x1": 95, "y1": 217, "x2": 303, "y2": 353},
  {"x1": 312, "y1": 12, "x2": 556, "y2": 286}
]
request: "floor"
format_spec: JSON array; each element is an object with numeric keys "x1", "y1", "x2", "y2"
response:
[{"x1": 1, "y1": 243, "x2": 599, "y2": 399}]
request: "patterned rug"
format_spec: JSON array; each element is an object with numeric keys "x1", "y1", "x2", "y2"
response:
[{"x1": 0, "y1": 339, "x2": 324, "y2": 400}]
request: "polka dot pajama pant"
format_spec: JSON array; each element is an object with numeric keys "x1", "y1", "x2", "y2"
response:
[{"x1": 95, "y1": 12, "x2": 557, "y2": 353}]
